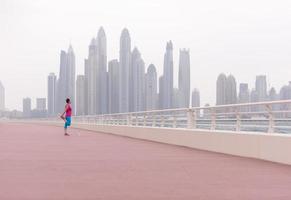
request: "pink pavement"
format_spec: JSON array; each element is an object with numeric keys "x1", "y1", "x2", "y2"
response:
[{"x1": 1, "y1": 122, "x2": 291, "y2": 200}]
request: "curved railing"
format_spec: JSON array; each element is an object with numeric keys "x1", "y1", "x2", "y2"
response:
[{"x1": 41, "y1": 100, "x2": 291, "y2": 134}]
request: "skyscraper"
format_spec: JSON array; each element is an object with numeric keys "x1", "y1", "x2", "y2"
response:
[
  {"x1": 86, "y1": 38, "x2": 98, "y2": 115},
  {"x1": 47, "y1": 73, "x2": 57, "y2": 116},
  {"x1": 57, "y1": 45, "x2": 76, "y2": 114},
  {"x1": 119, "y1": 28, "x2": 131, "y2": 113},
  {"x1": 238, "y1": 83, "x2": 250, "y2": 112},
  {"x1": 279, "y1": 82, "x2": 291, "y2": 115},
  {"x1": 191, "y1": 89, "x2": 200, "y2": 108},
  {"x1": 158, "y1": 76, "x2": 164, "y2": 109},
  {"x1": 255, "y1": 75, "x2": 267, "y2": 102},
  {"x1": 216, "y1": 73, "x2": 227, "y2": 105},
  {"x1": 57, "y1": 50, "x2": 67, "y2": 112},
  {"x1": 238, "y1": 83, "x2": 249, "y2": 104},
  {"x1": 23, "y1": 98, "x2": 31, "y2": 118},
  {"x1": 178, "y1": 49, "x2": 190, "y2": 108},
  {"x1": 108, "y1": 59, "x2": 119, "y2": 114},
  {"x1": 66, "y1": 45, "x2": 76, "y2": 114},
  {"x1": 97, "y1": 27, "x2": 108, "y2": 114},
  {"x1": 145, "y1": 64, "x2": 158, "y2": 111},
  {"x1": 76, "y1": 75, "x2": 85, "y2": 116},
  {"x1": 0, "y1": 81, "x2": 5, "y2": 111},
  {"x1": 36, "y1": 98, "x2": 46, "y2": 110},
  {"x1": 130, "y1": 47, "x2": 145, "y2": 112},
  {"x1": 161, "y1": 41, "x2": 174, "y2": 109},
  {"x1": 226, "y1": 75, "x2": 237, "y2": 104}
]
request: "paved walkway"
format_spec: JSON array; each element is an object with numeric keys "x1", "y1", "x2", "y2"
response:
[{"x1": 1, "y1": 122, "x2": 291, "y2": 199}]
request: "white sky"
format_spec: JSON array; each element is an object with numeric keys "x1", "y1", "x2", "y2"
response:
[{"x1": 0, "y1": 0, "x2": 291, "y2": 110}]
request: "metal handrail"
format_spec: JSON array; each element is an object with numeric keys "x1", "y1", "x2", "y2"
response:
[{"x1": 26, "y1": 100, "x2": 291, "y2": 134}]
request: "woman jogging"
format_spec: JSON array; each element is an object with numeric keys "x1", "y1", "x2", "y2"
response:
[{"x1": 60, "y1": 98, "x2": 72, "y2": 136}]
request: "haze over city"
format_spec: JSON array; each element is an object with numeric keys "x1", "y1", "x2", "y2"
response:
[{"x1": 1, "y1": 0, "x2": 291, "y2": 110}]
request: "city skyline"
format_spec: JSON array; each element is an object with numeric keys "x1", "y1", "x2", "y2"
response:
[{"x1": 1, "y1": 0, "x2": 291, "y2": 110}]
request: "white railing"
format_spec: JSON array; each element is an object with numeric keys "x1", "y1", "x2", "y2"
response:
[{"x1": 42, "y1": 100, "x2": 291, "y2": 134}]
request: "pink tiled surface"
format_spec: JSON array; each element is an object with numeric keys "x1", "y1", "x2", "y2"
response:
[{"x1": 1, "y1": 122, "x2": 291, "y2": 200}]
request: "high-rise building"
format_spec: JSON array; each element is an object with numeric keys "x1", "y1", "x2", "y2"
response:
[
  {"x1": 238, "y1": 83, "x2": 249, "y2": 112},
  {"x1": 178, "y1": 49, "x2": 190, "y2": 108},
  {"x1": 161, "y1": 41, "x2": 174, "y2": 109},
  {"x1": 47, "y1": 73, "x2": 57, "y2": 116},
  {"x1": 86, "y1": 38, "x2": 98, "y2": 115},
  {"x1": 84, "y1": 59, "x2": 89, "y2": 115},
  {"x1": 255, "y1": 75, "x2": 267, "y2": 102},
  {"x1": 119, "y1": 28, "x2": 131, "y2": 113},
  {"x1": 130, "y1": 47, "x2": 145, "y2": 112},
  {"x1": 97, "y1": 27, "x2": 108, "y2": 114},
  {"x1": 76, "y1": 75, "x2": 85, "y2": 116},
  {"x1": 145, "y1": 64, "x2": 158, "y2": 111},
  {"x1": 279, "y1": 82, "x2": 291, "y2": 100},
  {"x1": 238, "y1": 83, "x2": 249, "y2": 103},
  {"x1": 172, "y1": 88, "x2": 180, "y2": 108},
  {"x1": 269, "y1": 87, "x2": 279, "y2": 111},
  {"x1": 226, "y1": 75, "x2": 237, "y2": 104},
  {"x1": 158, "y1": 76, "x2": 164, "y2": 109},
  {"x1": 23, "y1": 98, "x2": 31, "y2": 118},
  {"x1": 57, "y1": 45, "x2": 76, "y2": 114},
  {"x1": 57, "y1": 50, "x2": 67, "y2": 112},
  {"x1": 191, "y1": 89, "x2": 200, "y2": 108},
  {"x1": 108, "y1": 60, "x2": 119, "y2": 114},
  {"x1": 0, "y1": 81, "x2": 5, "y2": 111},
  {"x1": 216, "y1": 73, "x2": 227, "y2": 105},
  {"x1": 36, "y1": 98, "x2": 46, "y2": 110},
  {"x1": 279, "y1": 82, "x2": 291, "y2": 114}
]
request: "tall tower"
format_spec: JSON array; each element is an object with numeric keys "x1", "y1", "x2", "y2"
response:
[
  {"x1": 216, "y1": 73, "x2": 227, "y2": 105},
  {"x1": 255, "y1": 75, "x2": 267, "y2": 102},
  {"x1": 66, "y1": 45, "x2": 76, "y2": 113},
  {"x1": 57, "y1": 50, "x2": 67, "y2": 113},
  {"x1": 108, "y1": 59, "x2": 119, "y2": 114},
  {"x1": 130, "y1": 47, "x2": 145, "y2": 112},
  {"x1": 57, "y1": 46, "x2": 76, "y2": 114},
  {"x1": 97, "y1": 27, "x2": 108, "y2": 114},
  {"x1": 178, "y1": 49, "x2": 190, "y2": 108},
  {"x1": 0, "y1": 81, "x2": 5, "y2": 111},
  {"x1": 76, "y1": 75, "x2": 85, "y2": 115},
  {"x1": 226, "y1": 75, "x2": 237, "y2": 104},
  {"x1": 162, "y1": 41, "x2": 174, "y2": 109},
  {"x1": 145, "y1": 64, "x2": 158, "y2": 111},
  {"x1": 47, "y1": 73, "x2": 57, "y2": 116},
  {"x1": 23, "y1": 98, "x2": 31, "y2": 118},
  {"x1": 238, "y1": 83, "x2": 249, "y2": 104},
  {"x1": 119, "y1": 28, "x2": 131, "y2": 113},
  {"x1": 87, "y1": 38, "x2": 98, "y2": 115},
  {"x1": 191, "y1": 89, "x2": 200, "y2": 108}
]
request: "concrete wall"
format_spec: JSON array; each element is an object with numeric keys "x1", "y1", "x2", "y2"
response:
[{"x1": 20, "y1": 121, "x2": 291, "y2": 165}]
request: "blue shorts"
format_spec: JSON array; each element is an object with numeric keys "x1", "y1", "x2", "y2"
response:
[{"x1": 64, "y1": 117, "x2": 71, "y2": 128}]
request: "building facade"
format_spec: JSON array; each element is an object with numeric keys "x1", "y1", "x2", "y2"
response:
[{"x1": 178, "y1": 49, "x2": 190, "y2": 108}]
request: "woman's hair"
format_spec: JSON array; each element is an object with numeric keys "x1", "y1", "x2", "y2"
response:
[{"x1": 66, "y1": 98, "x2": 70, "y2": 103}]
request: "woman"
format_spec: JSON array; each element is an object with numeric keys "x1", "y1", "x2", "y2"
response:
[{"x1": 60, "y1": 98, "x2": 72, "y2": 136}]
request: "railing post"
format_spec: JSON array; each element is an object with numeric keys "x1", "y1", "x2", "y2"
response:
[
  {"x1": 266, "y1": 105, "x2": 274, "y2": 133},
  {"x1": 161, "y1": 115, "x2": 165, "y2": 127},
  {"x1": 143, "y1": 113, "x2": 147, "y2": 126},
  {"x1": 135, "y1": 114, "x2": 138, "y2": 126},
  {"x1": 152, "y1": 114, "x2": 156, "y2": 127},
  {"x1": 210, "y1": 108, "x2": 216, "y2": 130},
  {"x1": 127, "y1": 113, "x2": 132, "y2": 126},
  {"x1": 187, "y1": 109, "x2": 196, "y2": 129},
  {"x1": 236, "y1": 109, "x2": 241, "y2": 132},
  {"x1": 173, "y1": 114, "x2": 177, "y2": 128}
]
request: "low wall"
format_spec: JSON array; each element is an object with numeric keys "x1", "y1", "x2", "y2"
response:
[{"x1": 18, "y1": 121, "x2": 291, "y2": 165}]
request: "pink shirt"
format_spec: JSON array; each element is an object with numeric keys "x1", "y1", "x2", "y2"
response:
[{"x1": 65, "y1": 104, "x2": 72, "y2": 117}]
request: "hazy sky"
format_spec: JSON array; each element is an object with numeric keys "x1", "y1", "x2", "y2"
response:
[{"x1": 1, "y1": 0, "x2": 291, "y2": 110}]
